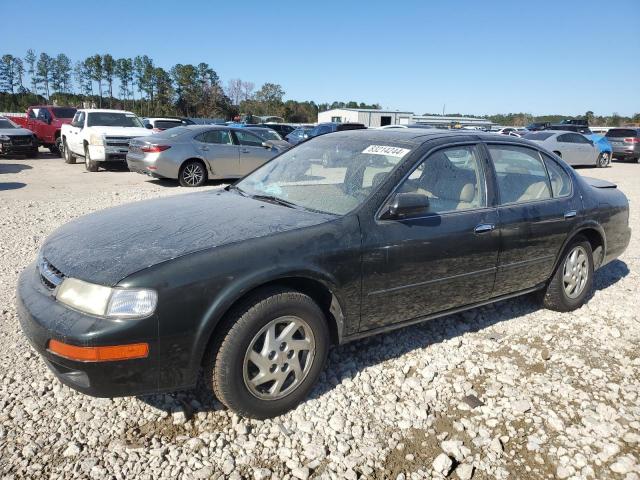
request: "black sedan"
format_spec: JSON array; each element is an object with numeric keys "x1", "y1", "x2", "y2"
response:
[
  {"x1": 17, "y1": 130, "x2": 631, "y2": 418},
  {"x1": 0, "y1": 117, "x2": 38, "y2": 156}
]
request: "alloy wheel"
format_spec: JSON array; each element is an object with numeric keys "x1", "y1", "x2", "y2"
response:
[
  {"x1": 598, "y1": 152, "x2": 610, "y2": 167},
  {"x1": 182, "y1": 163, "x2": 204, "y2": 186},
  {"x1": 563, "y1": 246, "x2": 589, "y2": 299},
  {"x1": 243, "y1": 316, "x2": 315, "y2": 400}
]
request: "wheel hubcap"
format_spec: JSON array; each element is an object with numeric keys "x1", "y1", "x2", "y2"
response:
[
  {"x1": 563, "y1": 246, "x2": 589, "y2": 299},
  {"x1": 243, "y1": 316, "x2": 315, "y2": 400},
  {"x1": 183, "y1": 164, "x2": 204, "y2": 186}
]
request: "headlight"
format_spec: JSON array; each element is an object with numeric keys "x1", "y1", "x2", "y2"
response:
[
  {"x1": 0, "y1": 135, "x2": 9, "y2": 141},
  {"x1": 89, "y1": 134, "x2": 104, "y2": 146},
  {"x1": 56, "y1": 278, "x2": 157, "y2": 318}
]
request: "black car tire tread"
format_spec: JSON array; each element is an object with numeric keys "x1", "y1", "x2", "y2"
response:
[
  {"x1": 206, "y1": 287, "x2": 329, "y2": 419},
  {"x1": 63, "y1": 140, "x2": 76, "y2": 164},
  {"x1": 543, "y1": 235, "x2": 593, "y2": 312}
]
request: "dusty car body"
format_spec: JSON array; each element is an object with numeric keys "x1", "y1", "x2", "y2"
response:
[
  {"x1": 18, "y1": 129, "x2": 631, "y2": 418},
  {"x1": 524, "y1": 130, "x2": 605, "y2": 167}
]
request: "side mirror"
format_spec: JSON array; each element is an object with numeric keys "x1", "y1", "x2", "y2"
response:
[
  {"x1": 382, "y1": 193, "x2": 430, "y2": 219},
  {"x1": 145, "y1": 124, "x2": 153, "y2": 129},
  {"x1": 261, "y1": 141, "x2": 272, "y2": 149},
  {"x1": 47, "y1": 117, "x2": 52, "y2": 125}
]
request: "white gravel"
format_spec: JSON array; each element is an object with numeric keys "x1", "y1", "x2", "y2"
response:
[{"x1": 1, "y1": 154, "x2": 639, "y2": 479}]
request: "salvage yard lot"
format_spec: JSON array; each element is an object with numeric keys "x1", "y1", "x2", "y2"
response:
[{"x1": 1, "y1": 153, "x2": 639, "y2": 479}]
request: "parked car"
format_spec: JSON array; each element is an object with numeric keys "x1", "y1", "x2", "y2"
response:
[
  {"x1": 127, "y1": 125, "x2": 288, "y2": 187},
  {"x1": 260, "y1": 123, "x2": 296, "y2": 138},
  {"x1": 244, "y1": 127, "x2": 292, "y2": 150},
  {"x1": 61, "y1": 109, "x2": 153, "y2": 171},
  {"x1": 308, "y1": 122, "x2": 366, "y2": 138},
  {"x1": 6, "y1": 106, "x2": 77, "y2": 155},
  {"x1": 143, "y1": 117, "x2": 194, "y2": 132},
  {"x1": 0, "y1": 116, "x2": 38, "y2": 157},
  {"x1": 560, "y1": 119, "x2": 589, "y2": 127},
  {"x1": 605, "y1": 128, "x2": 640, "y2": 162},
  {"x1": 545, "y1": 124, "x2": 593, "y2": 135},
  {"x1": 494, "y1": 127, "x2": 527, "y2": 137},
  {"x1": 523, "y1": 130, "x2": 606, "y2": 167},
  {"x1": 18, "y1": 130, "x2": 630, "y2": 418},
  {"x1": 526, "y1": 122, "x2": 551, "y2": 131},
  {"x1": 285, "y1": 126, "x2": 314, "y2": 145}
]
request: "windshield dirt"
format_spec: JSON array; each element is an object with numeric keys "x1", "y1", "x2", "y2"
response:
[{"x1": 236, "y1": 135, "x2": 414, "y2": 215}]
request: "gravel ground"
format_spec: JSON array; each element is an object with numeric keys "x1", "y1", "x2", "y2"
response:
[{"x1": 1, "y1": 154, "x2": 639, "y2": 480}]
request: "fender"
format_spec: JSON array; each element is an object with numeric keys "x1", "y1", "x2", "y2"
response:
[
  {"x1": 551, "y1": 219, "x2": 606, "y2": 273},
  {"x1": 189, "y1": 264, "x2": 350, "y2": 369}
]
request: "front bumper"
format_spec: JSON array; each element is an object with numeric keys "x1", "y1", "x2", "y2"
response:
[
  {"x1": 0, "y1": 140, "x2": 36, "y2": 154},
  {"x1": 88, "y1": 145, "x2": 129, "y2": 162},
  {"x1": 17, "y1": 264, "x2": 160, "y2": 397}
]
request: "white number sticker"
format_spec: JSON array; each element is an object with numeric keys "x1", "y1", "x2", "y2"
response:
[{"x1": 362, "y1": 145, "x2": 410, "y2": 157}]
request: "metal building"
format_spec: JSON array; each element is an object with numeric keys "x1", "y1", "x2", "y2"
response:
[{"x1": 317, "y1": 108, "x2": 413, "y2": 127}]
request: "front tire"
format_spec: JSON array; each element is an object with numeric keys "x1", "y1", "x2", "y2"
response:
[
  {"x1": 63, "y1": 139, "x2": 76, "y2": 164},
  {"x1": 543, "y1": 236, "x2": 593, "y2": 312},
  {"x1": 596, "y1": 152, "x2": 610, "y2": 168},
  {"x1": 206, "y1": 288, "x2": 330, "y2": 419},
  {"x1": 84, "y1": 145, "x2": 99, "y2": 172},
  {"x1": 179, "y1": 160, "x2": 207, "y2": 187}
]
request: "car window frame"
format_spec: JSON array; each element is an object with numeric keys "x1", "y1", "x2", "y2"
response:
[
  {"x1": 540, "y1": 153, "x2": 574, "y2": 199},
  {"x1": 484, "y1": 142, "x2": 564, "y2": 207},
  {"x1": 375, "y1": 141, "x2": 492, "y2": 222},
  {"x1": 231, "y1": 129, "x2": 264, "y2": 147}
]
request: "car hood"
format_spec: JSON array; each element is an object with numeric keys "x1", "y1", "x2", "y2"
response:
[
  {"x1": 88, "y1": 126, "x2": 153, "y2": 137},
  {"x1": 0, "y1": 128, "x2": 33, "y2": 136},
  {"x1": 40, "y1": 190, "x2": 334, "y2": 286}
]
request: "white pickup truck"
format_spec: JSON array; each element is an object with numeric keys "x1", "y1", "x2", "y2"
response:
[{"x1": 61, "y1": 109, "x2": 153, "y2": 171}]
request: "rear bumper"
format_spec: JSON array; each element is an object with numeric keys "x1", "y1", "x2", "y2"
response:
[
  {"x1": 17, "y1": 264, "x2": 160, "y2": 397},
  {"x1": 126, "y1": 153, "x2": 177, "y2": 179},
  {"x1": 611, "y1": 144, "x2": 640, "y2": 158}
]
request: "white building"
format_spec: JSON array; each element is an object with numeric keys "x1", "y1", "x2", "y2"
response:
[
  {"x1": 317, "y1": 108, "x2": 493, "y2": 129},
  {"x1": 317, "y1": 108, "x2": 413, "y2": 128}
]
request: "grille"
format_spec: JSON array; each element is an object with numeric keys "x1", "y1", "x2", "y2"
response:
[
  {"x1": 38, "y1": 257, "x2": 65, "y2": 290},
  {"x1": 11, "y1": 136, "x2": 32, "y2": 146},
  {"x1": 105, "y1": 136, "x2": 134, "y2": 148}
]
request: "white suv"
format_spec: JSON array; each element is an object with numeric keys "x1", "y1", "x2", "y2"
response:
[{"x1": 61, "y1": 109, "x2": 152, "y2": 171}]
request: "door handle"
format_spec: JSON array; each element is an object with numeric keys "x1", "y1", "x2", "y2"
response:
[
  {"x1": 201, "y1": 146, "x2": 209, "y2": 151},
  {"x1": 564, "y1": 210, "x2": 577, "y2": 219},
  {"x1": 474, "y1": 223, "x2": 495, "y2": 234},
  {"x1": 241, "y1": 148, "x2": 250, "y2": 153}
]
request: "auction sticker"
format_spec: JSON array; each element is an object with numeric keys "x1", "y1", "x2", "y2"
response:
[{"x1": 362, "y1": 145, "x2": 411, "y2": 157}]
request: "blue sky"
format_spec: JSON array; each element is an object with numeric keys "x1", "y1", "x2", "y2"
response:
[{"x1": 3, "y1": 0, "x2": 639, "y2": 116}]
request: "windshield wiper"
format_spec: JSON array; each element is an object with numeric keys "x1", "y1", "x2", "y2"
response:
[
  {"x1": 227, "y1": 184, "x2": 248, "y2": 196},
  {"x1": 250, "y1": 194, "x2": 298, "y2": 209}
]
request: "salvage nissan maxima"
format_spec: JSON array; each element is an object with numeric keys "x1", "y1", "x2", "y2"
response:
[{"x1": 18, "y1": 129, "x2": 631, "y2": 418}]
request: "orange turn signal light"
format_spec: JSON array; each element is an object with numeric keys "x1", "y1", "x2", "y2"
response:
[{"x1": 48, "y1": 339, "x2": 149, "y2": 362}]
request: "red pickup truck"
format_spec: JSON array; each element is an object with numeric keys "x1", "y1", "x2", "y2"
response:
[{"x1": 7, "y1": 106, "x2": 77, "y2": 155}]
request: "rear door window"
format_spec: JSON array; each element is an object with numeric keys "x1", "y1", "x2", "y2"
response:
[
  {"x1": 542, "y1": 154, "x2": 572, "y2": 197},
  {"x1": 488, "y1": 145, "x2": 552, "y2": 204}
]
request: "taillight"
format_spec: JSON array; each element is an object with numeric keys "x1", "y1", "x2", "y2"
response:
[
  {"x1": 623, "y1": 138, "x2": 639, "y2": 144},
  {"x1": 141, "y1": 145, "x2": 171, "y2": 153}
]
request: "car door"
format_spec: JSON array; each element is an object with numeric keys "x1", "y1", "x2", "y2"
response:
[
  {"x1": 67, "y1": 112, "x2": 84, "y2": 154},
  {"x1": 571, "y1": 133, "x2": 598, "y2": 165},
  {"x1": 194, "y1": 129, "x2": 240, "y2": 177},
  {"x1": 359, "y1": 143, "x2": 500, "y2": 331},
  {"x1": 233, "y1": 130, "x2": 274, "y2": 174},
  {"x1": 26, "y1": 108, "x2": 38, "y2": 135},
  {"x1": 487, "y1": 143, "x2": 580, "y2": 297},
  {"x1": 554, "y1": 133, "x2": 580, "y2": 165}
]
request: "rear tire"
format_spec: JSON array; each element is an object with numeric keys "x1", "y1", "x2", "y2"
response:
[
  {"x1": 29, "y1": 147, "x2": 39, "y2": 158},
  {"x1": 50, "y1": 137, "x2": 62, "y2": 156},
  {"x1": 84, "y1": 145, "x2": 99, "y2": 172},
  {"x1": 205, "y1": 287, "x2": 329, "y2": 419},
  {"x1": 543, "y1": 236, "x2": 593, "y2": 312},
  {"x1": 179, "y1": 160, "x2": 207, "y2": 187},
  {"x1": 63, "y1": 139, "x2": 76, "y2": 164}
]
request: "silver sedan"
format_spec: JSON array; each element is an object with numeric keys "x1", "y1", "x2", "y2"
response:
[
  {"x1": 127, "y1": 125, "x2": 289, "y2": 187},
  {"x1": 524, "y1": 130, "x2": 604, "y2": 167}
]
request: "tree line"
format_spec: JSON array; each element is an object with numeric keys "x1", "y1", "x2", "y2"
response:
[{"x1": 0, "y1": 51, "x2": 380, "y2": 123}]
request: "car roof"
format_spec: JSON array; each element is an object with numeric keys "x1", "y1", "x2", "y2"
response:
[
  {"x1": 79, "y1": 109, "x2": 136, "y2": 114},
  {"x1": 326, "y1": 128, "x2": 544, "y2": 146}
]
